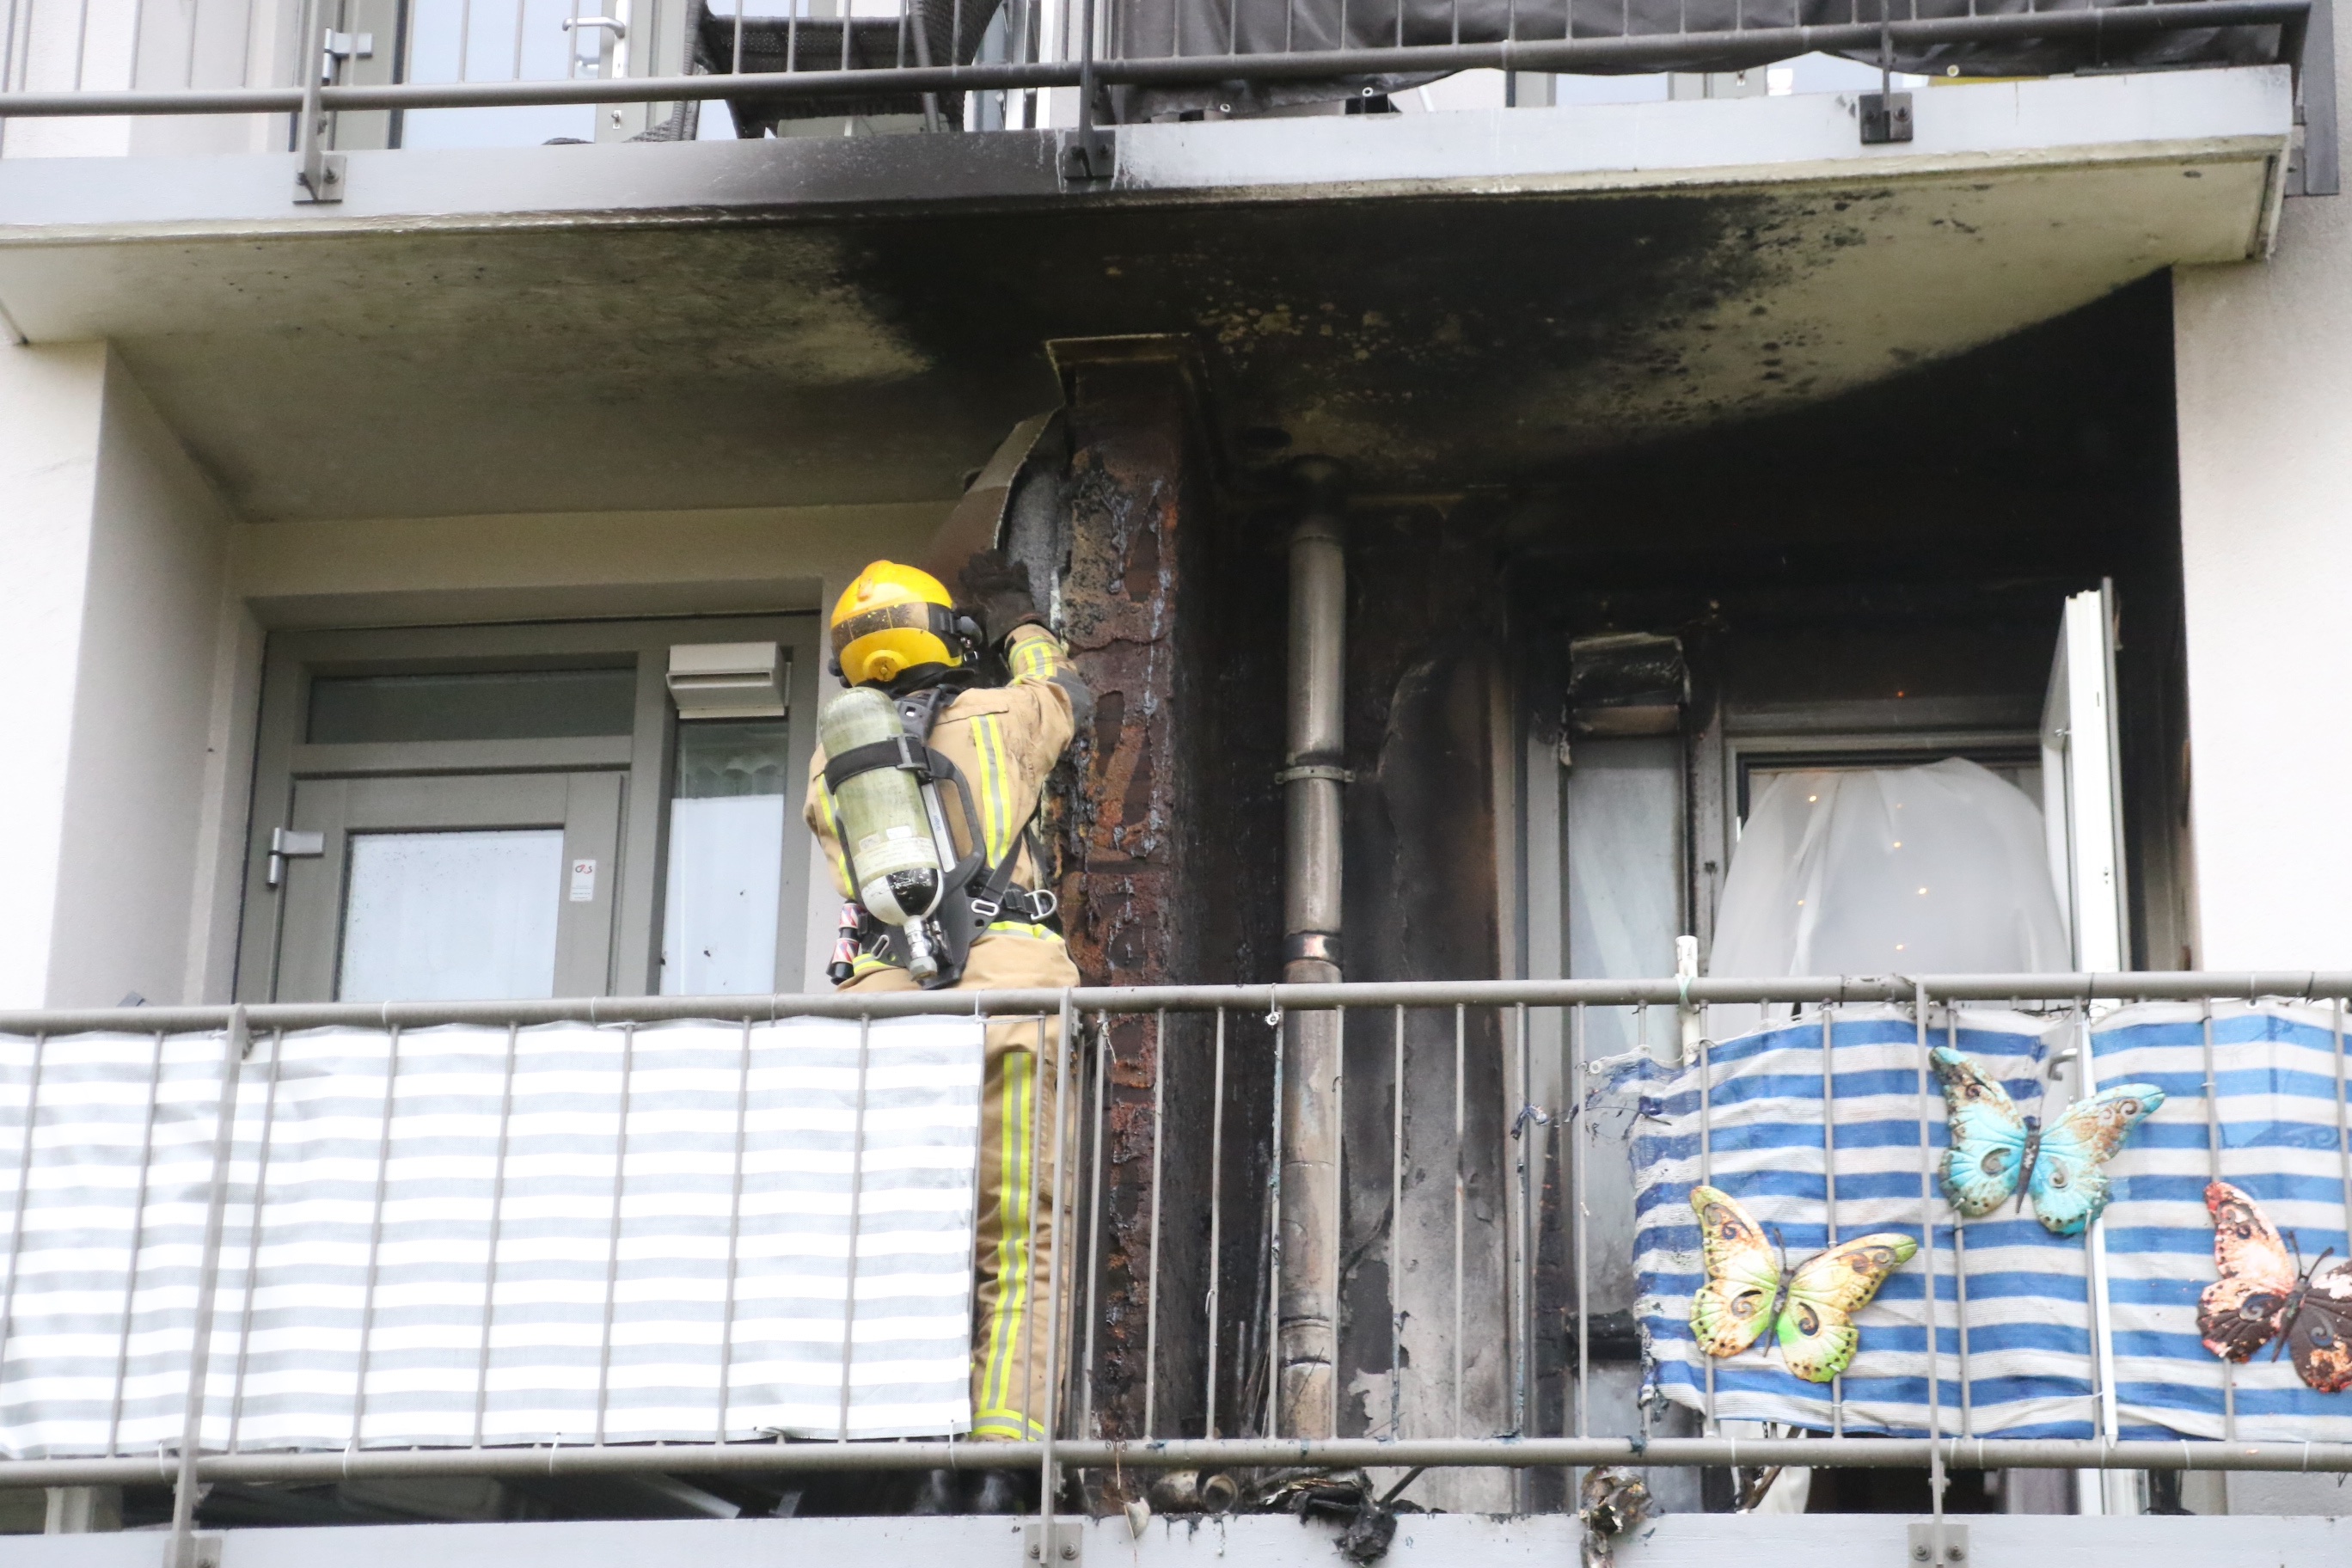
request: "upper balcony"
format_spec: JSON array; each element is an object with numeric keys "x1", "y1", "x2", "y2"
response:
[{"x1": 0, "y1": 0, "x2": 2328, "y2": 518}]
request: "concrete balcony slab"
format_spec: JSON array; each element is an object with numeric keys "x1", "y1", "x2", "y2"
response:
[
  {"x1": 3, "y1": 1504, "x2": 2347, "y2": 1567},
  {"x1": 0, "y1": 68, "x2": 2289, "y2": 520}
]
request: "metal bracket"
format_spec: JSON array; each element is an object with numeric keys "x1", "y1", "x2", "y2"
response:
[
  {"x1": 294, "y1": 150, "x2": 346, "y2": 202},
  {"x1": 1907, "y1": 1521, "x2": 1967, "y2": 1566},
  {"x1": 1283, "y1": 931, "x2": 1342, "y2": 966},
  {"x1": 1024, "y1": 1518, "x2": 1083, "y2": 1565},
  {"x1": 1859, "y1": 91, "x2": 1914, "y2": 144},
  {"x1": 266, "y1": 828, "x2": 325, "y2": 888},
  {"x1": 322, "y1": 29, "x2": 373, "y2": 58},
  {"x1": 1059, "y1": 126, "x2": 1115, "y2": 183},
  {"x1": 165, "y1": 1533, "x2": 224, "y2": 1568},
  {"x1": 1276, "y1": 763, "x2": 1354, "y2": 785}
]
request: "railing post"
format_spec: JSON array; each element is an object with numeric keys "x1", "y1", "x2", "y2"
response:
[
  {"x1": 166, "y1": 1006, "x2": 247, "y2": 1568},
  {"x1": 291, "y1": 0, "x2": 343, "y2": 203},
  {"x1": 1911, "y1": 982, "x2": 1949, "y2": 1562},
  {"x1": 2297, "y1": 0, "x2": 2340, "y2": 195},
  {"x1": 1038, "y1": 991, "x2": 1076, "y2": 1547},
  {"x1": 1060, "y1": 0, "x2": 1112, "y2": 179}
]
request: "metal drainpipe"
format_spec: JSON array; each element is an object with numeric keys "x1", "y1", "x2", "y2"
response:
[{"x1": 1278, "y1": 459, "x2": 1346, "y2": 1439}]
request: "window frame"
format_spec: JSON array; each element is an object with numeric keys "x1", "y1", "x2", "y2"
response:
[{"x1": 235, "y1": 614, "x2": 822, "y2": 1003}]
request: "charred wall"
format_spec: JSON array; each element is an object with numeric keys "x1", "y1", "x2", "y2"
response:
[
  {"x1": 1330, "y1": 505, "x2": 1516, "y2": 1496},
  {"x1": 1042, "y1": 352, "x2": 1302, "y2": 1449},
  {"x1": 1043, "y1": 355, "x2": 1215, "y2": 1448},
  {"x1": 1050, "y1": 273, "x2": 2188, "y2": 1487}
]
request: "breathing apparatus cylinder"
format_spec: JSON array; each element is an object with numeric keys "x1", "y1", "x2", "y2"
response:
[{"x1": 818, "y1": 686, "x2": 947, "y2": 980}]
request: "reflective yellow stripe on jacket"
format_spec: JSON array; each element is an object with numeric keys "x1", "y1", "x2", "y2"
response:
[
  {"x1": 1008, "y1": 631, "x2": 1061, "y2": 683},
  {"x1": 968, "y1": 712, "x2": 1016, "y2": 864}
]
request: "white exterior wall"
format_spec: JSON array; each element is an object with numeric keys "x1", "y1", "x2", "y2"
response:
[
  {"x1": 0, "y1": 342, "x2": 107, "y2": 1008},
  {"x1": 42, "y1": 351, "x2": 239, "y2": 1009},
  {"x1": 2174, "y1": 43, "x2": 2352, "y2": 972},
  {"x1": 0, "y1": 343, "x2": 235, "y2": 1011}
]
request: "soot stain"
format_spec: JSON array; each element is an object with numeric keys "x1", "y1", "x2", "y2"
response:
[{"x1": 830, "y1": 187, "x2": 1800, "y2": 489}]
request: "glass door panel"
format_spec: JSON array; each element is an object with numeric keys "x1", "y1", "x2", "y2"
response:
[
  {"x1": 660, "y1": 719, "x2": 792, "y2": 995},
  {"x1": 262, "y1": 771, "x2": 622, "y2": 1003},
  {"x1": 340, "y1": 829, "x2": 568, "y2": 1001}
]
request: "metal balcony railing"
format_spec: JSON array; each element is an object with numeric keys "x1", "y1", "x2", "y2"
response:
[
  {"x1": 3, "y1": 973, "x2": 2352, "y2": 1558},
  {"x1": 0, "y1": 0, "x2": 2333, "y2": 194}
]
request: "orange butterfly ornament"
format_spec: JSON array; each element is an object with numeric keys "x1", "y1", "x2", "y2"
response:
[{"x1": 2197, "y1": 1180, "x2": 2352, "y2": 1393}]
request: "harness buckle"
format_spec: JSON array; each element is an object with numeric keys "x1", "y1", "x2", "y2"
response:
[{"x1": 969, "y1": 897, "x2": 1002, "y2": 921}]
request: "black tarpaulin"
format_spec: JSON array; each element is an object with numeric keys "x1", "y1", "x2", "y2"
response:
[{"x1": 1108, "y1": 0, "x2": 2282, "y2": 118}]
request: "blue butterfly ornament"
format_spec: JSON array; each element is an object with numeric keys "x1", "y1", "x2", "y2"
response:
[{"x1": 1929, "y1": 1045, "x2": 2164, "y2": 1237}]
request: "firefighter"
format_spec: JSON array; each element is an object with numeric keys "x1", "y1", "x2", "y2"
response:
[{"x1": 804, "y1": 551, "x2": 1089, "y2": 1514}]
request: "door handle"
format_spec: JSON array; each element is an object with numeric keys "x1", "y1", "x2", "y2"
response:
[{"x1": 267, "y1": 829, "x2": 325, "y2": 889}]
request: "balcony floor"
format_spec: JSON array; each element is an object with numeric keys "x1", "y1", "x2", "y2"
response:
[
  {"x1": 0, "y1": 67, "x2": 2291, "y2": 520},
  {"x1": 6, "y1": 1504, "x2": 2349, "y2": 1565}
]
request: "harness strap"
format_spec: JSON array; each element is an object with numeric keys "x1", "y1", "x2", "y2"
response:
[
  {"x1": 824, "y1": 733, "x2": 935, "y2": 795},
  {"x1": 836, "y1": 681, "x2": 1061, "y2": 983}
]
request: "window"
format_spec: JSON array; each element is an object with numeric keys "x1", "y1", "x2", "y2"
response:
[
  {"x1": 661, "y1": 719, "x2": 795, "y2": 996},
  {"x1": 306, "y1": 667, "x2": 638, "y2": 744}
]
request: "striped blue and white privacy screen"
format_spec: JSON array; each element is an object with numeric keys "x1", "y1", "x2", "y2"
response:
[
  {"x1": 1620, "y1": 1001, "x2": 2352, "y2": 1443},
  {"x1": 0, "y1": 1017, "x2": 985, "y2": 1461}
]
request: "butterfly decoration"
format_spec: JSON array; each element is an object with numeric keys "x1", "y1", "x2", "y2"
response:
[
  {"x1": 2197, "y1": 1180, "x2": 2352, "y2": 1393},
  {"x1": 1687, "y1": 1185, "x2": 1918, "y2": 1383},
  {"x1": 1929, "y1": 1046, "x2": 2164, "y2": 1237}
]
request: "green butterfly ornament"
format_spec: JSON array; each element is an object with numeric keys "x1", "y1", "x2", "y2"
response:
[
  {"x1": 1688, "y1": 1185, "x2": 1918, "y2": 1383},
  {"x1": 1929, "y1": 1047, "x2": 2164, "y2": 1237}
]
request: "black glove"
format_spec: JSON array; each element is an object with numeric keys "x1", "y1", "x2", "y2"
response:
[{"x1": 958, "y1": 549, "x2": 1045, "y2": 649}]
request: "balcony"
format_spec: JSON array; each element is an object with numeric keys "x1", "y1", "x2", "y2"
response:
[
  {"x1": 0, "y1": 0, "x2": 2325, "y2": 520},
  {"x1": 1, "y1": 972, "x2": 2349, "y2": 1564}
]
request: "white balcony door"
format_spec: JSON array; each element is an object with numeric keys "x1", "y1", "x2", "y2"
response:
[
  {"x1": 2040, "y1": 580, "x2": 2141, "y2": 1517},
  {"x1": 2042, "y1": 582, "x2": 2131, "y2": 973}
]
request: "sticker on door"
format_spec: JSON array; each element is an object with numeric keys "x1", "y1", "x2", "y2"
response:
[{"x1": 570, "y1": 859, "x2": 597, "y2": 902}]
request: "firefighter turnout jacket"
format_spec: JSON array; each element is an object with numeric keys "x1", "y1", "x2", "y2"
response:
[{"x1": 801, "y1": 622, "x2": 1090, "y2": 1442}]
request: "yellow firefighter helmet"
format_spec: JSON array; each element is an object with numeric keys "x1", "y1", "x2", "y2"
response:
[{"x1": 830, "y1": 560, "x2": 970, "y2": 688}]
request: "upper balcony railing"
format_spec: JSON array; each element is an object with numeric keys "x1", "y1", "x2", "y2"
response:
[
  {"x1": 0, "y1": 0, "x2": 2334, "y2": 195},
  {"x1": 2, "y1": 973, "x2": 2351, "y2": 1559}
]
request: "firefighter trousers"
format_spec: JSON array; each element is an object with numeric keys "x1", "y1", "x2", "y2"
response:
[{"x1": 836, "y1": 928, "x2": 1081, "y2": 1442}]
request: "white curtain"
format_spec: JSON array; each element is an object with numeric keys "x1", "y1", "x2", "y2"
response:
[{"x1": 1712, "y1": 756, "x2": 2070, "y2": 981}]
